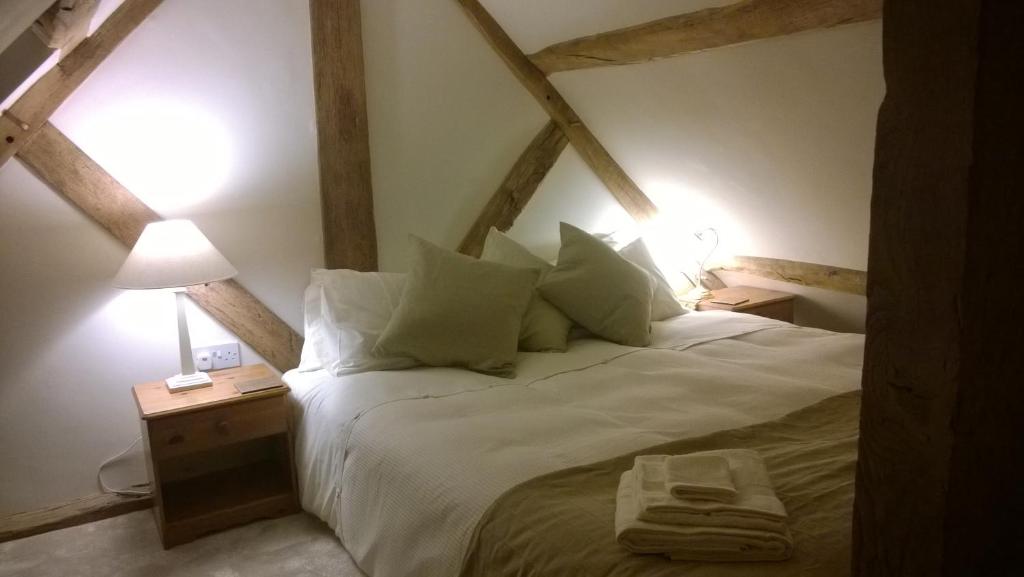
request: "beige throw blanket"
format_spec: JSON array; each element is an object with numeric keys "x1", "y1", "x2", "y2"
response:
[{"x1": 459, "y1": 390, "x2": 860, "y2": 577}]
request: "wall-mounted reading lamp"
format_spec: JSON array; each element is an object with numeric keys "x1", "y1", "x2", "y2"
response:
[{"x1": 113, "y1": 220, "x2": 237, "y2": 393}]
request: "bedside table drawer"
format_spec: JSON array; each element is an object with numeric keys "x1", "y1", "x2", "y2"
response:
[
  {"x1": 148, "y1": 397, "x2": 287, "y2": 459},
  {"x1": 745, "y1": 300, "x2": 794, "y2": 323}
]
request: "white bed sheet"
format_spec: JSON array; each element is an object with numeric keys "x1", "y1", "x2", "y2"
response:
[{"x1": 284, "y1": 311, "x2": 864, "y2": 577}]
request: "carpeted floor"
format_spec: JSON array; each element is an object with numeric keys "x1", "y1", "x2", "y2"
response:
[{"x1": 0, "y1": 511, "x2": 366, "y2": 577}]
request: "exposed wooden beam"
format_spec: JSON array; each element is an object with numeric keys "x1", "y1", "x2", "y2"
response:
[
  {"x1": 16, "y1": 123, "x2": 303, "y2": 372},
  {"x1": 529, "y1": 0, "x2": 882, "y2": 75},
  {"x1": 185, "y1": 281, "x2": 303, "y2": 374},
  {"x1": 854, "y1": 1, "x2": 1024, "y2": 575},
  {"x1": 0, "y1": 0, "x2": 162, "y2": 169},
  {"x1": 458, "y1": 120, "x2": 568, "y2": 257},
  {"x1": 308, "y1": 0, "x2": 378, "y2": 271},
  {"x1": 717, "y1": 255, "x2": 866, "y2": 295},
  {"x1": 454, "y1": 0, "x2": 658, "y2": 222},
  {"x1": 0, "y1": 492, "x2": 152, "y2": 543}
]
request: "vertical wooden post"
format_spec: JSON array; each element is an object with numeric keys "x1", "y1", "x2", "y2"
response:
[
  {"x1": 854, "y1": 1, "x2": 1024, "y2": 576},
  {"x1": 309, "y1": 0, "x2": 378, "y2": 271}
]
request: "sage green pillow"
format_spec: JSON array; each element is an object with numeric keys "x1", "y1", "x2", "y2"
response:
[
  {"x1": 537, "y1": 223, "x2": 656, "y2": 347},
  {"x1": 373, "y1": 235, "x2": 538, "y2": 377},
  {"x1": 480, "y1": 228, "x2": 573, "y2": 352}
]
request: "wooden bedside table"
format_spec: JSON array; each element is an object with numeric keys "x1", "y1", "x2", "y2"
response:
[
  {"x1": 696, "y1": 286, "x2": 795, "y2": 323},
  {"x1": 132, "y1": 364, "x2": 299, "y2": 548}
]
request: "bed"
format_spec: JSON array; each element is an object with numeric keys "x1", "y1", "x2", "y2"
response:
[{"x1": 284, "y1": 310, "x2": 863, "y2": 577}]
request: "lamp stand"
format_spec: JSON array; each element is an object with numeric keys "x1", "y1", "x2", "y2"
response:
[
  {"x1": 165, "y1": 289, "x2": 213, "y2": 393},
  {"x1": 686, "y1": 285, "x2": 713, "y2": 301}
]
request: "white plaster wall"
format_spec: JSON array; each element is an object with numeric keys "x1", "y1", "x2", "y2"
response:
[
  {"x1": 361, "y1": 0, "x2": 548, "y2": 271},
  {"x1": 0, "y1": 0, "x2": 321, "y2": 516}
]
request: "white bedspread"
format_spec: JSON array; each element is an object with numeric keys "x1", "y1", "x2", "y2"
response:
[{"x1": 284, "y1": 311, "x2": 864, "y2": 577}]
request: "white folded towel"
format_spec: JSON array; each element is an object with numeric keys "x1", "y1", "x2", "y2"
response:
[
  {"x1": 633, "y1": 450, "x2": 788, "y2": 533},
  {"x1": 664, "y1": 453, "x2": 737, "y2": 501},
  {"x1": 615, "y1": 471, "x2": 794, "y2": 562}
]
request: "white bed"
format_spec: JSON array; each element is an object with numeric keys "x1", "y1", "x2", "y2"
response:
[{"x1": 284, "y1": 310, "x2": 864, "y2": 577}]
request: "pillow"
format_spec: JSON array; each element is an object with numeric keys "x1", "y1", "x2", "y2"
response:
[
  {"x1": 295, "y1": 280, "x2": 325, "y2": 371},
  {"x1": 537, "y1": 222, "x2": 656, "y2": 347},
  {"x1": 618, "y1": 238, "x2": 686, "y2": 321},
  {"x1": 480, "y1": 228, "x2": 573, "y2": 352},
  {"x1": 311, "y1": 269, "x2": 418, "y2": 376},
  {"x1": 374, "y1": 235, "x2": 538, "y2": 377}
]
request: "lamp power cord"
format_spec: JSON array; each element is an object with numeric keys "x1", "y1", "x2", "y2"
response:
[{"x1": 97, "y1": 435, "x2": 152, "y2": 497}]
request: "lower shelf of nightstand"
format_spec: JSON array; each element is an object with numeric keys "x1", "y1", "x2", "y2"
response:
[
  {"x1": 153, "y1": 436, "x2": 299, "y2": 548},
  {"x1": 162, "y1": 459, "x2": 292, "y2": 524},
  {"x1": 158, "y1": 456, "x2": 298, "y2": 547},
  {"x1": 160, "y1": 492, "x2": 297, "y2": 548}
]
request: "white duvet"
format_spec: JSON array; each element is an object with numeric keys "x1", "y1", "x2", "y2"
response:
[{"x1": 284, "y1": 311, "x2": 864, "y2": 577}]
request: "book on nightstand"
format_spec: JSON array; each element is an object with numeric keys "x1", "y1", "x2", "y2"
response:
[
  {"x1": 710, "y1": 296, "x2": 749, "y2": 306},
  {"x1": 235, "y1": 377, "x2": 285, "y2": 394}
]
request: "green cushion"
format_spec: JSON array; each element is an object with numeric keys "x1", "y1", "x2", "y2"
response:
[
  {"x1": 537, "y1": 223, "x2": 655, "y2": 347},
  {"x1": 374, "y1": 235, "x2": 538, "y2": 377},
  {"x1": 480, "y1": 228, "x2": 573, "y2": 352}
]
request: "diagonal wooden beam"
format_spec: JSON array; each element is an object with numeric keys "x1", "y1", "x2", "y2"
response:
[
  {"x1": 308, "y1": 0, "x2": 378, "y2": 271},
  {"x1": 718, "y1": 255, "x2": 867, "y2": 295},
  {"x1": 528, "y1": 0, "x2": 882, "y2": 75},
  {"x1": 0, "y1": 0, "x2": 162, "y2": 169},
  {"x1": 16, "y1": 123, "x2": 303, "y2": 372},
  {"x1": 458, "y1": 120, "x2": 568, "y2": 257},
  {"x1": 454, "y1": 0, "x2": 658, "y2": 222}
]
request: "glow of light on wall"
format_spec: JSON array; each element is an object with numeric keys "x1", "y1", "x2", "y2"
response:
[
  {"x1": 70, "y1": 99, "x2": 234, "y2": 213},
  {"x1": 97, "y1": 287, "x2": 241, "y2": 355},
  {"x1": 95, "y1": 288, "x2": 177, "y2": 348},
  {"x1": 633, "y1": 180, "x2": 751, "y2": 289}
]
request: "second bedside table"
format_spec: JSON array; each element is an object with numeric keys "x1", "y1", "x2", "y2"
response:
[
  {"x1": 696, "y1": 286, "x2": 795, "y2": 323},
  {"x1": 132, "y1": 364, "x2": 299, "y2": 548}
]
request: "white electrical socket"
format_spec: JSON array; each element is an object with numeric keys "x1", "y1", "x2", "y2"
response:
[
  {"x1": 192, "y1": 342, "x2": 241, "y2": 371},
  {"x1": 194, "y1": 350, "x2": 213, "y2": 371}
]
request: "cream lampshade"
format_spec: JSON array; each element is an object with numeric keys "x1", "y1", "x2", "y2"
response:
[{"x1": 114, "y1": 220, "x2": 237, "y2": 392}]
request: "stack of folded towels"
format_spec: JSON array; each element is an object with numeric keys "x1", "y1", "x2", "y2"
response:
[{"x1": 615, "y1": 449, "x2": 793, "y2": 562}]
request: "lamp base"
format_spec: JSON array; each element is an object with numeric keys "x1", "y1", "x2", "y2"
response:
[
  {"x1": 165, "y1": 372, "x2": 214, "y2": 393},
  {"x1": 686, "y1": 286, "x2": 713, "y2": 301}
]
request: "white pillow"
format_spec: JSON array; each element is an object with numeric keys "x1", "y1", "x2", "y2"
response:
[
  {"x1": 295, "y1": 281, "x2": 325, "y2": 372},
  {"x1": 618, "y1": 238, "x2": 686, "y2": 321},
  {"x1": 310, "y1": 269, "x2": 418, "y2": 376}
]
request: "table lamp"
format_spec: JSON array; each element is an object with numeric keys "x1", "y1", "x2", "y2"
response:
[{"x1": 114, "y1": 219, "x2": 238, "y2": 392}]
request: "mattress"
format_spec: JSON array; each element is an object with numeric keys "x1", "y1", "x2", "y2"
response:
[{"x1": 284, "y1": 310, "x2": 864, "y2": 577}]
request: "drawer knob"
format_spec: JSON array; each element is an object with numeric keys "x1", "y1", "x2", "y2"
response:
[
  {"x1": 168, "y1": 434, "x2": 184, "y2": 445},
  {"x1": 216, "y1": 420, "x2": 230, "y2": 435}
]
